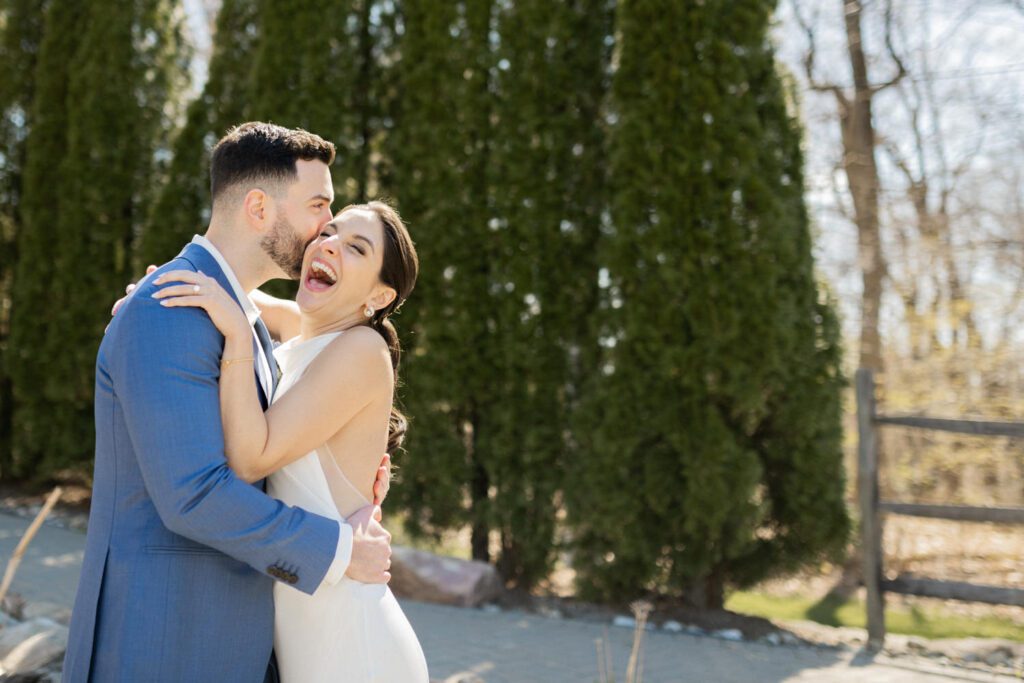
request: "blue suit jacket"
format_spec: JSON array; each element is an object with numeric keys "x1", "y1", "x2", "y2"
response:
[{"x1": 63, "y1": 243, "x2": 340, "y2": 682}]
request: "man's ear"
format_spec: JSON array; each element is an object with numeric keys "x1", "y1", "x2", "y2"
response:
[{"x1": 242, "y1": 188, "x2": 270, "y2": 228}]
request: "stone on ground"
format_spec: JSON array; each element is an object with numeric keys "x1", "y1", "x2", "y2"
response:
[
  {"x1": 0, "y1": 617, "x2": 68, "y2": 675},
  {"x1": 390, "y1": 546, "x2": 502, "y2": 607}
]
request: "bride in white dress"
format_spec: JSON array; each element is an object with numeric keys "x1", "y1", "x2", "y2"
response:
[{"x1": 157, "y1": 201, "x2": 428, "y2": 682}]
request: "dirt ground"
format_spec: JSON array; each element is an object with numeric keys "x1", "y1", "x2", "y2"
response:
[{"x1": 3, "y1": 483, "x2": 1021, "y2": 634}]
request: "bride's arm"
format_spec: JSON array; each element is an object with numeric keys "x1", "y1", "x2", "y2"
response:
[
  {"x1": 250, "y1": 289, "x2": 301, "y2": 342},
  {"x1": 154, "y1": 271, "x2": 393, "y2": 483},
  {"x1": 243, "y1": 328, "x2": 391, "y2": 481}
]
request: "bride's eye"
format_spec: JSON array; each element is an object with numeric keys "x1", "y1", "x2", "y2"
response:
[{"x1": 349, "y1": 244, "x2": 365, "y2": 255}]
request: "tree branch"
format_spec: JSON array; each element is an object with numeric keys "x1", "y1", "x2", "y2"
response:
[
  {"x1": 870, "y1": 0, "x2": 908, "y2": 94},
  {"x1": 791, "y1": 0, "x2": 850, "y2": 108}
]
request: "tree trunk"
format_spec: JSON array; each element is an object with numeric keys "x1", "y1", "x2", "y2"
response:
[
  {"x1": 470, "y1": 460, "x2": 490, "y2": 563},
  {"x1": 468, "y1": 413, "x2": 490, "y2": 563},
  {"x1": 821, "y1": 0, "x2": 892, "y2": 601},
  {"x1": 840, "y1": 0, "x2": 886, "y2": 374}
]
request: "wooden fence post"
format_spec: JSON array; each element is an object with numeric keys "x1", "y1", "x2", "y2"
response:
[{"x1": 856, "y1": 368, "x2": 885, "y2": 649}]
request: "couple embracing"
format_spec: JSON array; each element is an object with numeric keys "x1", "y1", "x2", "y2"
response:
[{"x1": 62, "y1": 122, "x2": 430, "y2": 682}]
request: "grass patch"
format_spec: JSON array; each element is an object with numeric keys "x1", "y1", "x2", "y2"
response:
[
  {"x1": 385, "y1": 512, "x2": 471, "y2": 560},
  {"x1": 726, "y1": 591, "x2": 1024, "y2": 642}
]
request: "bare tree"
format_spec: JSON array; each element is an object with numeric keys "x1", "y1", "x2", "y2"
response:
[
  {"x1": 794, "y1": 0, "x2": 906, "y2": 373},
  {"x1": 789, "y1": 0, "x2": 1024, "y2": 601},
  {"x1": 881, "y1": 77, "x2": 985, "y2": 362}
]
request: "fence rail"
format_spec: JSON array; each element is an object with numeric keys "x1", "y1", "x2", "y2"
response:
[
  {"x1": 882, "y1": 576, "x2": 1024, "y2": 607},
  {"x1": 855, "y1": 368, "x2": 1024, "y2": 649},
  {"x1": 877, "y1": 502, "x2": 1024, "y2": 525},
  {"x1": 873, "y1": 414, "x2": 1024, "y2": 438}
]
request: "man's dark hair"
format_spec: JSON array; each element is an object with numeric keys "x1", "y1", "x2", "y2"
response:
[{"x1": 210, "y1": 122, "x2": 335, "y2": 204}]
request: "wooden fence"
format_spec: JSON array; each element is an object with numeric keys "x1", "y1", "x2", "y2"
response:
[{"x1": 856, "y1": 368, "x2": 1024, "y2": 649}]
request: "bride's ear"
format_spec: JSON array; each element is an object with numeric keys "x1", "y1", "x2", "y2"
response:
[{"x1": 369, "y1": 286, "x2": 397, "y2": 313}]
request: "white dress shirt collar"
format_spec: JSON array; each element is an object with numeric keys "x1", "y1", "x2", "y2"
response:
[{"x1": 190, "y1": 234, "x2": 261, "y2": 326}]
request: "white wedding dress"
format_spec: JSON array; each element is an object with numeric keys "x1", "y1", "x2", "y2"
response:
[{"x1": 267, "y1": 332, "x2": 429, "y2": 683}]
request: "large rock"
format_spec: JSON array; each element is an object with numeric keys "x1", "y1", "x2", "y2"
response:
[
  {"x1": 0, "y1": 617, "x2": 68, "y2": 675},
  {"x1": 389, "y1": 546, "x2": 503, "y2": 607}
]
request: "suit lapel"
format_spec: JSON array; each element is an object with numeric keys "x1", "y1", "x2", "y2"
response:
[{"x1": 178, "y1": 243, "x2": 270, "y2": 409}]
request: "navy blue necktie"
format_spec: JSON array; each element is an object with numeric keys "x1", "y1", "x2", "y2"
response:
[{"x1": 253, "y1": 318, "x2": 279, "y2": 403}]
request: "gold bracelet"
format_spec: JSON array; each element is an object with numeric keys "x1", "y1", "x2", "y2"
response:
[{"x1": 221, "y1": 356, "x2": 254, "y2": 368}]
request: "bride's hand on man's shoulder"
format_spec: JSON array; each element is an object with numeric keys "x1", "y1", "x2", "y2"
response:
[
  {"x1": 109, "y1": 264, "x2": 157, "y2": 318},
  {"x1": 151, "y1": 270, "x2": 250, "y2": 341}
]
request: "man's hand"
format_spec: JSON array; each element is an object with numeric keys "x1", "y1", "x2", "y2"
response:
[
  {"x1": 111, "y1": 264, "x2": 158, "y2": 316},
  {"x1": 345, "y1": 503, "x2": 392, "y2": 584},
  {"x1": 372, "y1": 453, "x2": 391, "y2": 506}
]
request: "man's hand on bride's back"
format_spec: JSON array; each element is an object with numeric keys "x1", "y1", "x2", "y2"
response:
[{"x1": 346, "y1": 504, "x2": 392, "y2": 584}]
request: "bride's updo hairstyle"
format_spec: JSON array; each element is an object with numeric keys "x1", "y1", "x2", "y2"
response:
[{"x1": 341, "y1": 201, "x2": 418, "y2": 455}]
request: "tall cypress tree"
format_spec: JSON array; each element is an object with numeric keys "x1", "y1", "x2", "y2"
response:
[
  {"x1": 567, "y1": 0, "x2": 847, "y2": 607},
  {"x1": 253, "y1": 0, "x2": 398, "y2": 204},
  {"x1": 140, "y1": 0, "x2": 259, "y2": 266},
  {"x1": 483, "y1": 0, "x2": 612, "y2": 587},
  {"x1": 388, "y1": 0, "x2": 615, "y2": 589},
  {"x1": 0, "y1": 0, "x2": 47, "y2": 476},
  {"x1": 385, "y1": 0, "x2": 497, "y2": 557},
  {"x1": 726, "y1": 38, "x2": 848, "y2": 589},
  {"x1": 8, "y1": 0, "x2": 88, "y2": 476},
  {"x1": 9, "y1": 0, "x2": 185, "y2": 477}
]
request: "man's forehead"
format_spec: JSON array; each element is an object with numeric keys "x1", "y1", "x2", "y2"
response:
[{"x1": 292, "y1": 159, "x2": 333, "y2": 196}]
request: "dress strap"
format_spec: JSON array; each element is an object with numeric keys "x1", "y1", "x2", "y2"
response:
[{"x1": 316, "y1": 443, "x2": 372, "y2": 519}]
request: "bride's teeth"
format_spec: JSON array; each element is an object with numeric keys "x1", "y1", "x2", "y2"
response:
[{"x1": 310, "y1": 260, "x2": 337, "y2": 283}]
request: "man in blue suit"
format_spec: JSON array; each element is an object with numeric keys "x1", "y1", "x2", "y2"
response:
[{"x1": 64, "y1": 122, "x2": 394, "y2": 682}]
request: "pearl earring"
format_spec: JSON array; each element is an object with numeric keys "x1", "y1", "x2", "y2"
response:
[{"x1": 364, "y1": 306, "x2": 375, "y2": 318}]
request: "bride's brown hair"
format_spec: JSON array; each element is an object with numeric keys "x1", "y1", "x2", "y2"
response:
[{"x1": 339, "y1": 201, "x2": 418, "y2": 455}]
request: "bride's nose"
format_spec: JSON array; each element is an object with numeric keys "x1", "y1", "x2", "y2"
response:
[{"x1": 319, "y1": 236, "x2": 339, "y2": 256}]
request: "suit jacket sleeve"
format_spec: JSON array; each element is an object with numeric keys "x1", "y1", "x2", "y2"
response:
[{"x1": 111, "y1": 276, "x2": 340, "y2": 595}]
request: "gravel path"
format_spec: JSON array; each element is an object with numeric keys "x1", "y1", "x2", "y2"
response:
[{"x1": 0, "y1": 511, "x2": 1018, "y2": 682}]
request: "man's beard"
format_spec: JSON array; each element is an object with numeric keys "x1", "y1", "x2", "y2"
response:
[{"x1": 260, "y1": 215, "x2": 307, "y2": 279}]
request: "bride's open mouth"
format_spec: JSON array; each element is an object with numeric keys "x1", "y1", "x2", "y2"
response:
[{"x1": 304, "y1": 257, "x2": 338, "y2": 292}]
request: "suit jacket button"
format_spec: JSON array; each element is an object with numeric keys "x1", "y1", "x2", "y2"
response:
[{"x1": 288, "y1": 574, "x2": 298, "y2": 585}]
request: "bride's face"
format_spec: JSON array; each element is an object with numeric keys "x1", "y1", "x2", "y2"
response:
[{"x1": 295, "y1": 208, "x2": 394, "y2": 320}]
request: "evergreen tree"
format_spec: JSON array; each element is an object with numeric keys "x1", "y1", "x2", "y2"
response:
[
  {"x1": 8, "y1": 0, "x2": 88, "y2": 476},
  {"x1": 0, "y1": 0, "x2": 47, "y2": 475},
  {"x1": 387, "y1": 0, "x2": 614, "y2": 589},
  {"x1": 140, "y1": 0, "x2": 259, "y2": 267},
  {"x1": 566, "y1": 0, "x2": 847, "y2": 607},
  {"x1": 726, "y1": 46, "x2": 848, "y2": 589},
  {"x1": 252, "y1": 0, "x2": 353, "y2": 187},
  {"x1": 9, "y1": 0, "x2": 185, "y2": 477},
  {"x1": 384, "y1": 0, "x2": 497, "y2": 557},
  {"x1": 483, "y1": 0, "x2": 612, "y2": 587}
]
